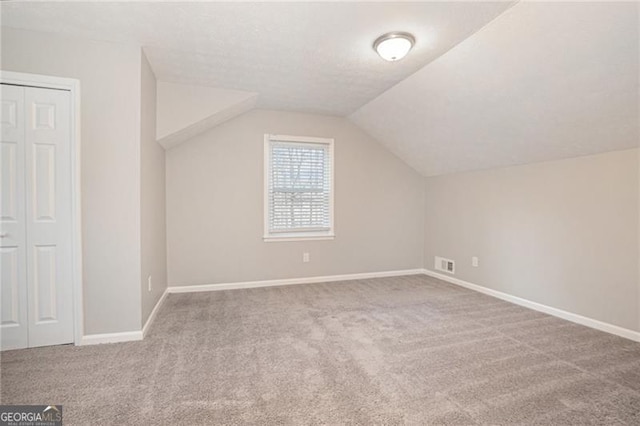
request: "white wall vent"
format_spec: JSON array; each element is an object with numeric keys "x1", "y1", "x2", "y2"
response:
[{"x1": 434, "y1": 256, "x2": 455, "y2": 274}]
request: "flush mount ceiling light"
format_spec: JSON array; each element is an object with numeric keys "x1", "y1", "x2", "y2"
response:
[{"x1": 373, "y1": 32, "x2": 415, "y2": 61}]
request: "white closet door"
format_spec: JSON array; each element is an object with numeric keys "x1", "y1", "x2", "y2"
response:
[
  {"x1": 1, "y1": 84, "x2": 29, "y2": 350},
  {"x1": 1, "y1": 84, "x2": 74, "y2": 350},
  {"x1": 24, "y1": 86, "x2": 73, "y2": 348}
]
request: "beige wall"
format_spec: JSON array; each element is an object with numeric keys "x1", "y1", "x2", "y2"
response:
[
  {"x1": 166, "y1": 109, "x2": 424, "y2": 286},
  {"x1": 140, "y1": 52, "x2": 167, "y2": 325},
  {"x1": 424, "y1": 149, "x2": 639, "y2": 331},
  {"x1": 3, "y1": 28, "x2": 635, "y2": 338},
  {"x1": 1, "y1": 27, "x2": 143, "y2": 334}
]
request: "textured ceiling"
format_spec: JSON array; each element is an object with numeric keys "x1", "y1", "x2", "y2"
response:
[
  {"x1": 3, "y1": 2, "x2": 635, "y2": 176},
  {"x1": 1, "y1": 1, "x2": 514, "y2": 116},
  {"x1": 351, "y1": 1, "x2": 639, "y2": 176}
]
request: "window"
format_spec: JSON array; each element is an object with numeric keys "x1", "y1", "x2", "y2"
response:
[{"x1": 264, "y1": 134, "x2": 334, "y2": 241}]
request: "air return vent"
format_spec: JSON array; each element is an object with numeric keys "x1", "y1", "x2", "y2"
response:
[{"x1": 434, "y1": 256, "x2": 455, "y2": 274}]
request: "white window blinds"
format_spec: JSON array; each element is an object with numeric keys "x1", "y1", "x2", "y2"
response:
[{"x1": 265, "y1": 135, "x2": 334, "y2": 239}]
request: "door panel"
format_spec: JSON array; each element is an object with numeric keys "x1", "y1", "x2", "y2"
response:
[
  {"x1": 33, "y1": 244, "x2": 58, "y2": 323},
  {"x1": 33, "y1": 143, "x2": 57, "y2": 221},
  {"x1": 1, "y1": 141, "x2": 18, "y2": 221},
  {"x1": 25, "y1": 87, "x2": 73, "y2": 348},
  {"x1": 0, "y1": 84, "x2": 28, "y2": 350},
  {"x1": 1, "y1": 248, "x2": 21, "y2": 324}
]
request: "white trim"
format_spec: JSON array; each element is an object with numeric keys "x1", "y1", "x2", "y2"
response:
[
  {"x1": 422, "y1": 269, "x2": 640, "y2": 343},
  {"x1": 263, "y1": 233, "x2": 335, "y2": 242},
  {"x1": 268, "y1": 134, "x2": 333, "y2": 144},
  {"x1": 0, "y1": 70, "x2": 78, "y2": 92},
  {"x1": 0, "y1": 71, "x2": 84, "y2": 346},
  {"x1": 263, "y1": 134, "x2": 335, "y2": 242},
  {"x1": 80, "y1": 331, "x2": 143, "y2": 346},
  {"x1": 168, "y1": 269, "x2": 424, "y2": 293},
  {"x1": 81, "y1": 288, "x2": 168, "y2": 345},
  {"x1": 142, "y1": 288, "x2": 168, "y2": 337},
  {"x1": 263, "y1": 134, "x2": 269, "y2": 238},
  {"x1": 84, "y1": 270, "x2": 640, "y2": 345}
]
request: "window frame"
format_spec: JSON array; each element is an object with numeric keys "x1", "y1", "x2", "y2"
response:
[{"x1": 263, "y1": 134, "x2": 335, "y2": 242}]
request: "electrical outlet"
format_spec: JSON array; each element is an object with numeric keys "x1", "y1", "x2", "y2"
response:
[
  {"x1": 472, "y1": 257, "x2": 479, "y2": 267},
  {"x1": 147, "y1": 275, "x2": 152, "y2": 292},
  {"x1": 303, "y1": 252, "x2": 310, "y2": 263}
]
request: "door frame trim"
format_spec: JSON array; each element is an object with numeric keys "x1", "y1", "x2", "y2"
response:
[{"x1": 1, "y1": 70, "x2": 83, "y2": 346}]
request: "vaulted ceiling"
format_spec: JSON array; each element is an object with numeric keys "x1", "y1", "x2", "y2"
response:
[
  {"x1": 351, "y1": 1, "x2": 639, "y2": 176},
  {"x1": 2, "y1": 1, "x2": 637, "y2": 176},
  {"x1": 0, "y1": 1, "x2": 513, "y2": 116}
]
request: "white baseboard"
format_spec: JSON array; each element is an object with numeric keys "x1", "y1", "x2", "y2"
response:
[
  {"x1": 142, "y1": 288, "x2": 169, "y2": 337},
  {"x1": 422, "y1": 269, "x2": 640, "y2": 343},
  {"x1": 82, "y1": 269, "x2": 639, "y2": 345},
  {"x1": 80, "y1": 270, "x2": 423, "y2": 346},
  {"x1": 80, "y1": 330, "x2": 143, "y2": 346},
  {"x1": 81, "y1": 288, "x2": 169, "y2": 345},
  {"x1": 167, "y1": 268, "x2": 424, "y2": 294}
]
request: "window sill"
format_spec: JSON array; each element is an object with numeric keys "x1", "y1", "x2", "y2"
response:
[{"x1": 263, "y1": 233, "x2": 335, "y2": 243}]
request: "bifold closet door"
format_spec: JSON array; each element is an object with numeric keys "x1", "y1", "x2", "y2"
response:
[
  {"x1": 1, "y1": 84, "x2": 29, "y2": 350},
  {"x1": 1, "y1": 84, "x2": 74, "y2": 350}
]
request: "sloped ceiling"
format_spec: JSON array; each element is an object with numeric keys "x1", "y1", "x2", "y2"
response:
[
  {"x1": 1, "y1": 1, "x2": 514, "y2": 116},
  {"x1": 156, "y1": 82, "x2": 257, "y2": 141},
  {"x1": 2, "y1": 2, "x2": 637, "y2": 174},
  {"x1": 156, "y1": 82, "x2": 257, "y2": 149},
  {"x1": 350, "y1": 1, "x2": 639, "y2": 176}
]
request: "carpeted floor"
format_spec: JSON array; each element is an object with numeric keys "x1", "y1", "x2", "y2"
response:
[{"x1": 2, "y1": 274, "x2": 640, "y2": 425}]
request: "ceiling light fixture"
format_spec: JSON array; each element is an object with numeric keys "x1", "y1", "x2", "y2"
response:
[{"x1": 373, "y1": 32, "x2": 415, "y2": 62}]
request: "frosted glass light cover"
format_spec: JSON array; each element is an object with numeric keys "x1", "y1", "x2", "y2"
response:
[{"x1": 374, "y1": 34, "x2": 414, "y2": 61}]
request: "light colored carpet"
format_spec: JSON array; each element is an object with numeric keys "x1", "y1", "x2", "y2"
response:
[{"x1": 2, "y1": 275, "x2": 640, "y2": 425}]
